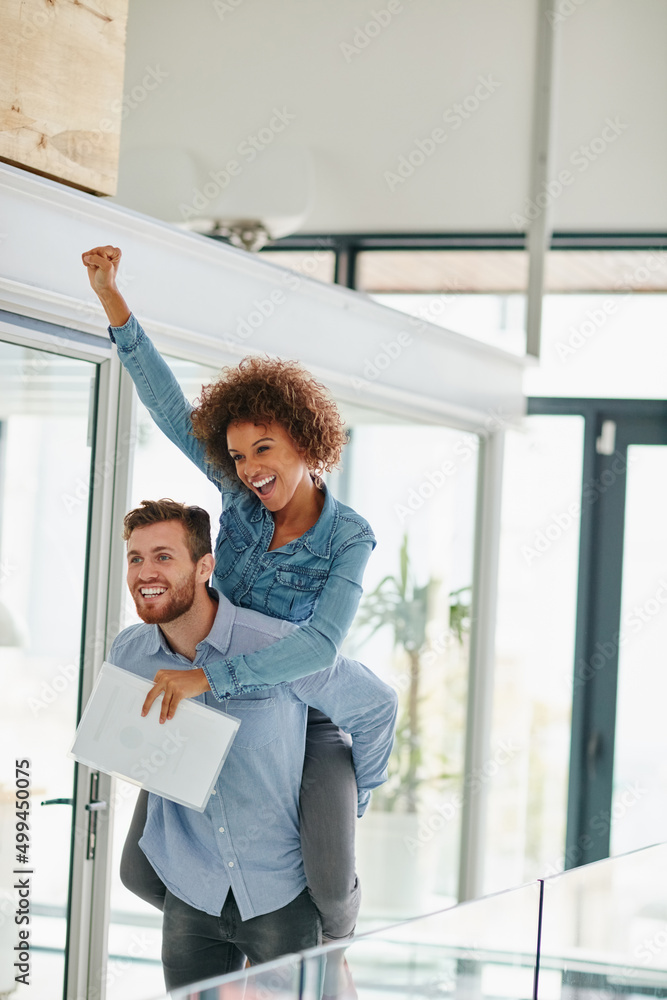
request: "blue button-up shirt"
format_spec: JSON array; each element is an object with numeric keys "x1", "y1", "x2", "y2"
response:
[
  {"x1": 109, "y1": 315, "x2": 376, "y2": 698},
  {"x1": 107, "y1": 590, "x2": 397, "y2": 920}
]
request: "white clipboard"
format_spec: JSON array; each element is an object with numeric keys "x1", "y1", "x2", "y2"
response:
[{"x1": 69, "y1": 661, "x2": 240, "y2": 811}]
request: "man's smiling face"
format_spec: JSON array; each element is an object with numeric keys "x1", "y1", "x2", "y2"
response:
[{"x1": 126, "y1": 520, "x2": 198, "y2": 625}]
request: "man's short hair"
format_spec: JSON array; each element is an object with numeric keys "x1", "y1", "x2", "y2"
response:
[{"x1": 123, "y1": 499, "x2": 212, "y2": 563}]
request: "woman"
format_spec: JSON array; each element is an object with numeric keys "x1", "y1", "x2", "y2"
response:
[{"x1": 82, "y1": 246, "x2": 376, "y2": 990}]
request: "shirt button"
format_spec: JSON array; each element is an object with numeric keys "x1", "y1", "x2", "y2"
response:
[
  {"x1": 219, "y1": 827, "x2": 225, "y2": 833},
  {"x1": 228, "y1": 862, "x2": 234, "y2": 868},
  {"x1": 211, "y1": 789, "x2": 217, "y2": 795}
]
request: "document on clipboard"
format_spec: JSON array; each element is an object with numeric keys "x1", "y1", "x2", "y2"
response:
[{"x1": 69, "y1": 661, "x2": 240, "y2": 811}]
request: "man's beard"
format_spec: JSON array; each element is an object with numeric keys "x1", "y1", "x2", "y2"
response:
[{"x1": 132, "y1": 574, "x2": 196, "y2": 624}]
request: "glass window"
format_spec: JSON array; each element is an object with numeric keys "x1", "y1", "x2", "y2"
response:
[
  {"x1": 107, "y1": 354, "x2": 220, "y2": 1000},
  {"x1": 611, "y1": 445, "x2": 667, "y2": 856},
  {"x1": 545, "y1": 249, "x2": 667, "y2": 293},
  {"x1": 484, "y1": 415, "x2": 584, "y2": 894},
  {"x1": 259, "y1": 249, "x2": 336, "y2": 284},
  {"x1": 526, "y1": 249, "x2": 667, "y2": 398},
  {"x1": 333, "y1": 417, "x2": 478, "y2": 921},
  {"x1": 0, "y1": 342, "x2": 96, "y2": 998},
  {"x1": 356, "y1": 250, "x2": 528, "y2": 356}
]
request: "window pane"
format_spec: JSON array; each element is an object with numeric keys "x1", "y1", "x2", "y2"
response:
[
  {"x1": 484, "y1": 415, "x2": 584, "y2": 893},
  {"x1": 357, "y1": 251, "x2": 528, "y2": 356},
  {"x1": 525, "y1": 294, "x2": 667, "y2": 399},
  {"x1": 0, "y1": 343, "x2": 96, "y2": 997},
  {"x1": 611, "y1": 445, "x2": 667, "y2": 856},
  {"x1": 545, "y1": 249, "x2": 667, "y2": 292},
  {"x1": 336, "y1": 422, "x2": 478, "y2": 921},
  {"x1": 259, "y1": 249, "x2": 336, "y2": 283},
  {"x1": 358, "y1": 251, "x2": 528, "y2": 294},
  {"x1": 107, "y1": 354, "x2": 220, "y2": 1000}
]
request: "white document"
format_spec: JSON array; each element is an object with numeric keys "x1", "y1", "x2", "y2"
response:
[{"x1": 70, "y1": 661, "x2": 240, "y2": 812}]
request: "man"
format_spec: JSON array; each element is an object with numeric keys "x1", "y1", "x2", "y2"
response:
[{"x1": 108, "y1": 498, "x2": 397, "y2": 991}]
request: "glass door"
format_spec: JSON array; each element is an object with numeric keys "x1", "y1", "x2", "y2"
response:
[
  {"x1": 0, "y1": 340, "x2": 98, "y2": 998},
  {"x1": 610, "y1": 434, "x2": 667, "y2": 855},
  {"x1": 558, "y1": 401, "x2": 667, "y2": 867}
]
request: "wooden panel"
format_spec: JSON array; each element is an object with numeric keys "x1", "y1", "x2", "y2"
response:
[{"x1": 0, "y1": 0, "x2": 129, "y2": 196}]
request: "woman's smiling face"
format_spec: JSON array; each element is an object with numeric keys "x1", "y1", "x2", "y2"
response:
[{"x1": 226, "y1": 420, "x2": 312, "y2": 511}]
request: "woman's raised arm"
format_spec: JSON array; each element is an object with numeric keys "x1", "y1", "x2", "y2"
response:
[
  {"x1": 203, "y1": 532, "x2": 375, "y2": 698},
  {"x1": 82, "y1": 246, "x2": 230, "y2": 490}
]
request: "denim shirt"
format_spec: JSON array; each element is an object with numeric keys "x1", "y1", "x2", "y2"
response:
[
  {"x1": 107, "y1": 590, "x2": 398, "y2": 919},
  {"x1": 109, "y1": 315, "x2": 376, "y2": 698}
]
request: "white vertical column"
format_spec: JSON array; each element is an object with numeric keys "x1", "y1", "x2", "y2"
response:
[
  {"x1": 457, "y1": 429, "x2": 505, "y2": 902},
  {"x1": 526, "y1": 0, "x2": 560, "y2": 359},
  {"x1": 66, "y1": 357, "x2": 137, "y2": 1000}
]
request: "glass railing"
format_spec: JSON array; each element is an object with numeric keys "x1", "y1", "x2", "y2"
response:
[{"x1": 149, "y1": 840, "x2": 667, "y2": 1000}]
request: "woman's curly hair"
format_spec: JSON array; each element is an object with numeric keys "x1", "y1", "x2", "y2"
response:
[{"x1": 189, "y1": 355, "x2": 348, "y2": 485}]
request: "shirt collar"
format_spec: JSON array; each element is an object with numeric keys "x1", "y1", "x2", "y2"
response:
[
  {"x1": 145, "y1": 589, "x2": 237, "y2": 658},
  {"x1": 249, "y1": 481, "x2": 338, "y2": 558},
  {"x1": 301, "y1": 483, "x2": 338, "y2": 558}
]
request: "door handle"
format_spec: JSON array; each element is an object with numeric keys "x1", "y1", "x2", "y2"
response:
[
  {"x1": 587, "y1": 729, "x2": 602, "y2": 780},
  {"x1": 41, "y1": 798, "x2": 74, "y2": 806}
]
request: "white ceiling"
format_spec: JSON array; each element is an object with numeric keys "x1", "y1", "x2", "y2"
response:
[{"x1": 113, "y1": 0, "x2": 667, "y2": 235}]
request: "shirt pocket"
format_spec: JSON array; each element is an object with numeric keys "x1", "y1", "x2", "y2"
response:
[
  {"x1": 264, "y1": 567, "x2": 326, "y2": 623},
  {"x1": 227, "y1": 697, "x2": 278, "y2": 750}
]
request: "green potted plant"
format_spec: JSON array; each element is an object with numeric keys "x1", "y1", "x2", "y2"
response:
[
  {"x1": 353, "y1": 534, "x2": 471, "y2": 914},
  {"x1": 354, "y1": 535, "x2": 471, "y2": 812}
]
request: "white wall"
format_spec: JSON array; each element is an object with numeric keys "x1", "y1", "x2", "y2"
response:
[{"x1": 0, "y1": 165, "x2": 525, "y2": 430}]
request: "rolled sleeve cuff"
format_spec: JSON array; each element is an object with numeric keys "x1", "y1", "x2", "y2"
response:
[
  {"x1": 357, "y1": 789, "x2": 371, "y2": 819},
  {"x1": 108, "y1": 313, "x2": 142, "y2": 348},
  {"x1": 202, "y1": 659, "x2": 239, "y2": 700}
]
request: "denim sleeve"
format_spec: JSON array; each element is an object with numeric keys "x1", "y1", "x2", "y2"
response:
[
  {"x1": 108, "y1": 314, "x2": 234, "y2": 492},
  {"x1": 289, "y1": 658, "x2": 398, "y2": 817},
  {"x1": 201, "y1": 535, "x2": 375, "y2": 699}
]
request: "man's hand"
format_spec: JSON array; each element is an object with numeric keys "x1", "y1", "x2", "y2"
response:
[{"x1": 142, "y1": 668, "x2": 211, "y2": 724}]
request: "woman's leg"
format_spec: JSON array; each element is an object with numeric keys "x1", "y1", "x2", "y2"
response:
[
  {"x1": 299, "y1": 709, "x2": 360, "y2": 941},
  {"x1": 120, "y1": 789, "x2": 167, "y2": 911}
]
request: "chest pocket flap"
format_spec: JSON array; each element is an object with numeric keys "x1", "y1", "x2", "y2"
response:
[
  {"x1": 227, "y1": 697, "x2": 278, "y2": 750},
  {"x1": 264, "y1": 566, "x2": 326, "y2": 622}
]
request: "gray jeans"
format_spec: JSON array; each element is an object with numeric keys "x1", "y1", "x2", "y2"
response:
[
  {"x1": 120, "y1": 710, "x2": 360, "y2": 941},
  {"x1": 161, "y1": 886, "x2": 320, "y2": 992}
]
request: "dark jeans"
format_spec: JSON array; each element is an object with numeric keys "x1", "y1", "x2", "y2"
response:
[
  {"x1": 120, "y1": 712, "x2": 360, "y2": 939},
  {"x1": 161, "y1": 887, "x2": 321, "y2": 991}
]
